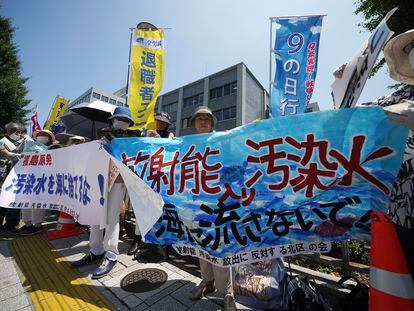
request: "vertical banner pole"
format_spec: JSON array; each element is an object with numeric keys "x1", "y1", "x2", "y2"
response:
[
  {"x1": 125, "y1": 27, "x2": 134, "y2": 107},
  {"x1": 269, "y1": 18, "x2": 274, "y2": 116}
]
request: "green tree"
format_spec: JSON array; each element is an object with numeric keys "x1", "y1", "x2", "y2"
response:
[
  {"x1": 0, "y1": 15, "x2": 30, "y2": 134},
  {"x1": 354, "y1": 0, "x2": 414, "y2": 76}
]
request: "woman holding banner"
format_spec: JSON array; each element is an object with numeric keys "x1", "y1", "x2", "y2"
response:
[{"x1": 188, "y1": 106, "x2": 237, "y2": 311}]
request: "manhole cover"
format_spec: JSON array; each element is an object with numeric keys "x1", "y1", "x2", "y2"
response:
[{"x1": 120, "y1": 268, "x2": 168, "y2": 293}]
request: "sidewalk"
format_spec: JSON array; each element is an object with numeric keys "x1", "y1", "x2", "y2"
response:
[{"x1": 0, "y1": 229, "x2": 253, "y2": 311}]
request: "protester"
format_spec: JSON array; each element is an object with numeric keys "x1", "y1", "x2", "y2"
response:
[
  {"x1": 145, "y1": 111, "x2": 175, "y2": 139},
  {"x1": 71, "y1": 106, "x2": 138, "y2": 279},
  {"x1": 128, "y1": 111, "x2": 175, "y2": 257},
  {"x1": 0, "y1": 122, "x2": 25, "y2": 233},
  {"x1": 32, "y1": 129, "x2": 55, "y2": 147},
  {"x1": 187, "y1": 106, "x2": 237, "y2": 311},
  {"x1": 12, "y1": 130, "x2": 57, "y2": 236},
  {"x1": 67, "y1": 135, "x2": 85, "y2": 146},
  {"x1": 382, "y1": 29, "x2": 414, "y2": 280}
]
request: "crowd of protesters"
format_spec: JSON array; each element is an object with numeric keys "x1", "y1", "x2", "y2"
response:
[{"x1": 1, "y1": 27, "x2": 414, "y2": 311}]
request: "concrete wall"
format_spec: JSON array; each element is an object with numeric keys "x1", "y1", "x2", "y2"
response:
[{"x1": 245, "y1": 72, "x2": 265, "y2": 124}]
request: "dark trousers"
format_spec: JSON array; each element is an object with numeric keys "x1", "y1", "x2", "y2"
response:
[
  {"x1": 0, "y1": 207, "x2": 20, "y2": 229},
  {"x1": 395, "y1": 224, "x2": 414, "y2": 282}
]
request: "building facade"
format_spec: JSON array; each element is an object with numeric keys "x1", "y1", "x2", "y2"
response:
[
  {"x1": 68, "y1": 86, "x2": 126, "y2": 109},
  {"x1": 153, "y1": 63, "x2": 268, "y2": 136},
  {"x1": 64, "y1": 63, "x2": 319, "y2": 138}
]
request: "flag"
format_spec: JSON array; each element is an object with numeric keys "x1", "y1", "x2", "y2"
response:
[
  {"x1": 44, "y1": 96, "x2": 70, "y2": 132},
  {"x1": 331, "y1": 8, "x2": 397, "y2": 109},
  {"x1": 30, "y1": 105, "x2": 41, "y2": 135},
  {"x1": 271, "y1": 15, "x2": 324, "y2": 117},
  {"x1": 129, "y1": 27, "x2": 164, "y2": 130}
]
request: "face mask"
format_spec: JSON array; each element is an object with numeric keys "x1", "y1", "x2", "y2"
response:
[
  {"x1": 9, "y1": 133, "x2": 21, "y2": 141},
  {"x1": 36, "y1": 136, "x2": 50, "y2": 145},
  {"x1": 112, "y1": 119, "x2": 130, "y2": 130}
]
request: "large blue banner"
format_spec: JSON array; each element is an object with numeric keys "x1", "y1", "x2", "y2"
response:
[
  {"x1": 271, "y1": 16, "x2": 323, "y2": 117},
  {"x1": 106, "y1": 108, "x2": 407, "y2": 266}
]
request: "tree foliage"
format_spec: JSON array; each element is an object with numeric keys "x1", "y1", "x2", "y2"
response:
[{"x1": 0, "y1": 15, "x2": 30, "y2": 134}]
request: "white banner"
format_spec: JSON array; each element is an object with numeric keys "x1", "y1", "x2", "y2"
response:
[
  {"x1": 331, "y1": 8, "x2": 397, "y2": 109},
  {"x1": 0, "y1": 140, "x2": 164, "y2": 235},
  {"x1": 0, "y1": 141, "x2": 109, "y2": 225}
]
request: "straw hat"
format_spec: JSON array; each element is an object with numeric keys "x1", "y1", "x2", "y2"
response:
[
  {"x1": 33, "y1": 129, "x2": 55, "y2": 143},
  {"x1": 384, "y1": 30, "x2": 414, "y2": 85}
]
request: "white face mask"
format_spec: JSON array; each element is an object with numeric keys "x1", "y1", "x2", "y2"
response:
[
  {"x1": 36, "y1": 136, "x2": 50, "y2": 145},
  {"x1": 9, "y1": 133, "x2": 21, "y2": 141},
  {"x1": 112, "y1": 119, "x2": 130, "y2": 130}
]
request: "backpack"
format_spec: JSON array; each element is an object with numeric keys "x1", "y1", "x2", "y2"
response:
[
  {"x1": 287, "y1": 275, "x2": 332, "y2": 311},
  {"x1": 338, "y1": 276, "x2": 368, "y2": 311}
]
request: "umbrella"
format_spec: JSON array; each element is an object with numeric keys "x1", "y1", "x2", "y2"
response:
[{"x1": 61, "y1": 100, "x2": 117, "y2": 139}]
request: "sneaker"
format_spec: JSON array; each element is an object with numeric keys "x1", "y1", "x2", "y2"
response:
[
  {"x1": 10, "y1": 225, "x2": 33, "y2": 235},
  {"x1": 92, "y1": 258, "x2": 117, "y2": 279},
  {"x1": 71, "y1": 252, "x2": 105, "y2": 267},
  {"x1": 223, "y1": 294, "x2": 237, "y2": 311},
  {"x1": 20, "y1": 226, "x2": 43, "y2": 236},
  {"x1": 190, "y1": 281, "x2": 215, "y2": 300}
]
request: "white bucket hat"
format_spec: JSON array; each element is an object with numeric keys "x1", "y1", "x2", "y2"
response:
[{"x1": 384, "y1": 29, "x2": 414, "y2": 85}]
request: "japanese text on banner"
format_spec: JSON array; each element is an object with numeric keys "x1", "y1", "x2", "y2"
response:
[
  {"x1": 271, "y1": 16, "x2": 324, "y2": 117},
  {"x1": 129, "y1": 29, "x2": 164, "y2": 130},
  {"x1": 106, "y1": 107, "x2": 408, "y2": 263}
]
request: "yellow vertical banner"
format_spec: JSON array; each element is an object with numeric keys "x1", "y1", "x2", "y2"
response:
[
  {"x1": 129, "y1": 28, "x2": 164, "y2": 130},
  {"x1": 44, "y1": 95, "x2": 70, "y2": 130}
]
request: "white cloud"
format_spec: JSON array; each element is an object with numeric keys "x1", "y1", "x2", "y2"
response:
[
  {"x1": 275, "y1": 23, "x2": 282, "y2": 29},
  {"x1": 310, "y1": 26, "x2": 322, "y2": 34}
]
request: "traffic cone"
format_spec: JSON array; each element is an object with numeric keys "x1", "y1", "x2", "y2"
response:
[
  {"x1": 369, "y1": 211, "x2": 414, "y2": 310},
  {"x1": 46, "y1": 212, "x2": 84, "y2": 240}
]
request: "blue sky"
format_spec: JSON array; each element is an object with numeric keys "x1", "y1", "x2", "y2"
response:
[{"x1": 2, "y1": 0, "x2": 396, "y2": 125}]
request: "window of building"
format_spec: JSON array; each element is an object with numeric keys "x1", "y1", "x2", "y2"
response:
[
  {"x1": 230, "y1": 106, "x2": 236, "y2": 118},
  {"x1": 181, "y1": 117, "x2": 190, "y2": 129},
  {"x1": 110, "y1": 99, "x2": 116, "y2": 105},
  {"x1": 163, "y1": 102, "x2": 177, "y2": 114},
  {"x1": 230, "y1": 82, "x2": 237, "y2": 94},
  {"x1": 101, "y1": 95, "x2": 109, "y2": 102},
  {"x1": 210, "y1": 89, "x2": 216, "y2": 100},
  {"x1": 213, "y1": 110, "x2": 223, "y2": 122},
  {"x1": 210, "y1": 82, "x2": 237, "y2": 100},
  {"x1": 216, "y1": 87, "x2": 223, "y2": 98},
  {"x1": 213, "y1": 106, "x2": 236, "y2": 122},
  {"x1": 223, "y1": 84, "x2": 230, "y2": 96},
  {"x1": 117, "y1": 101, "x2": 124, "y2": 106},
  {"x1": 184, "y1": 93, "x2": 203, "y2": 108},
  {"x1": 93, "y1": 92, "x2": 101, "y2": 99}
]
